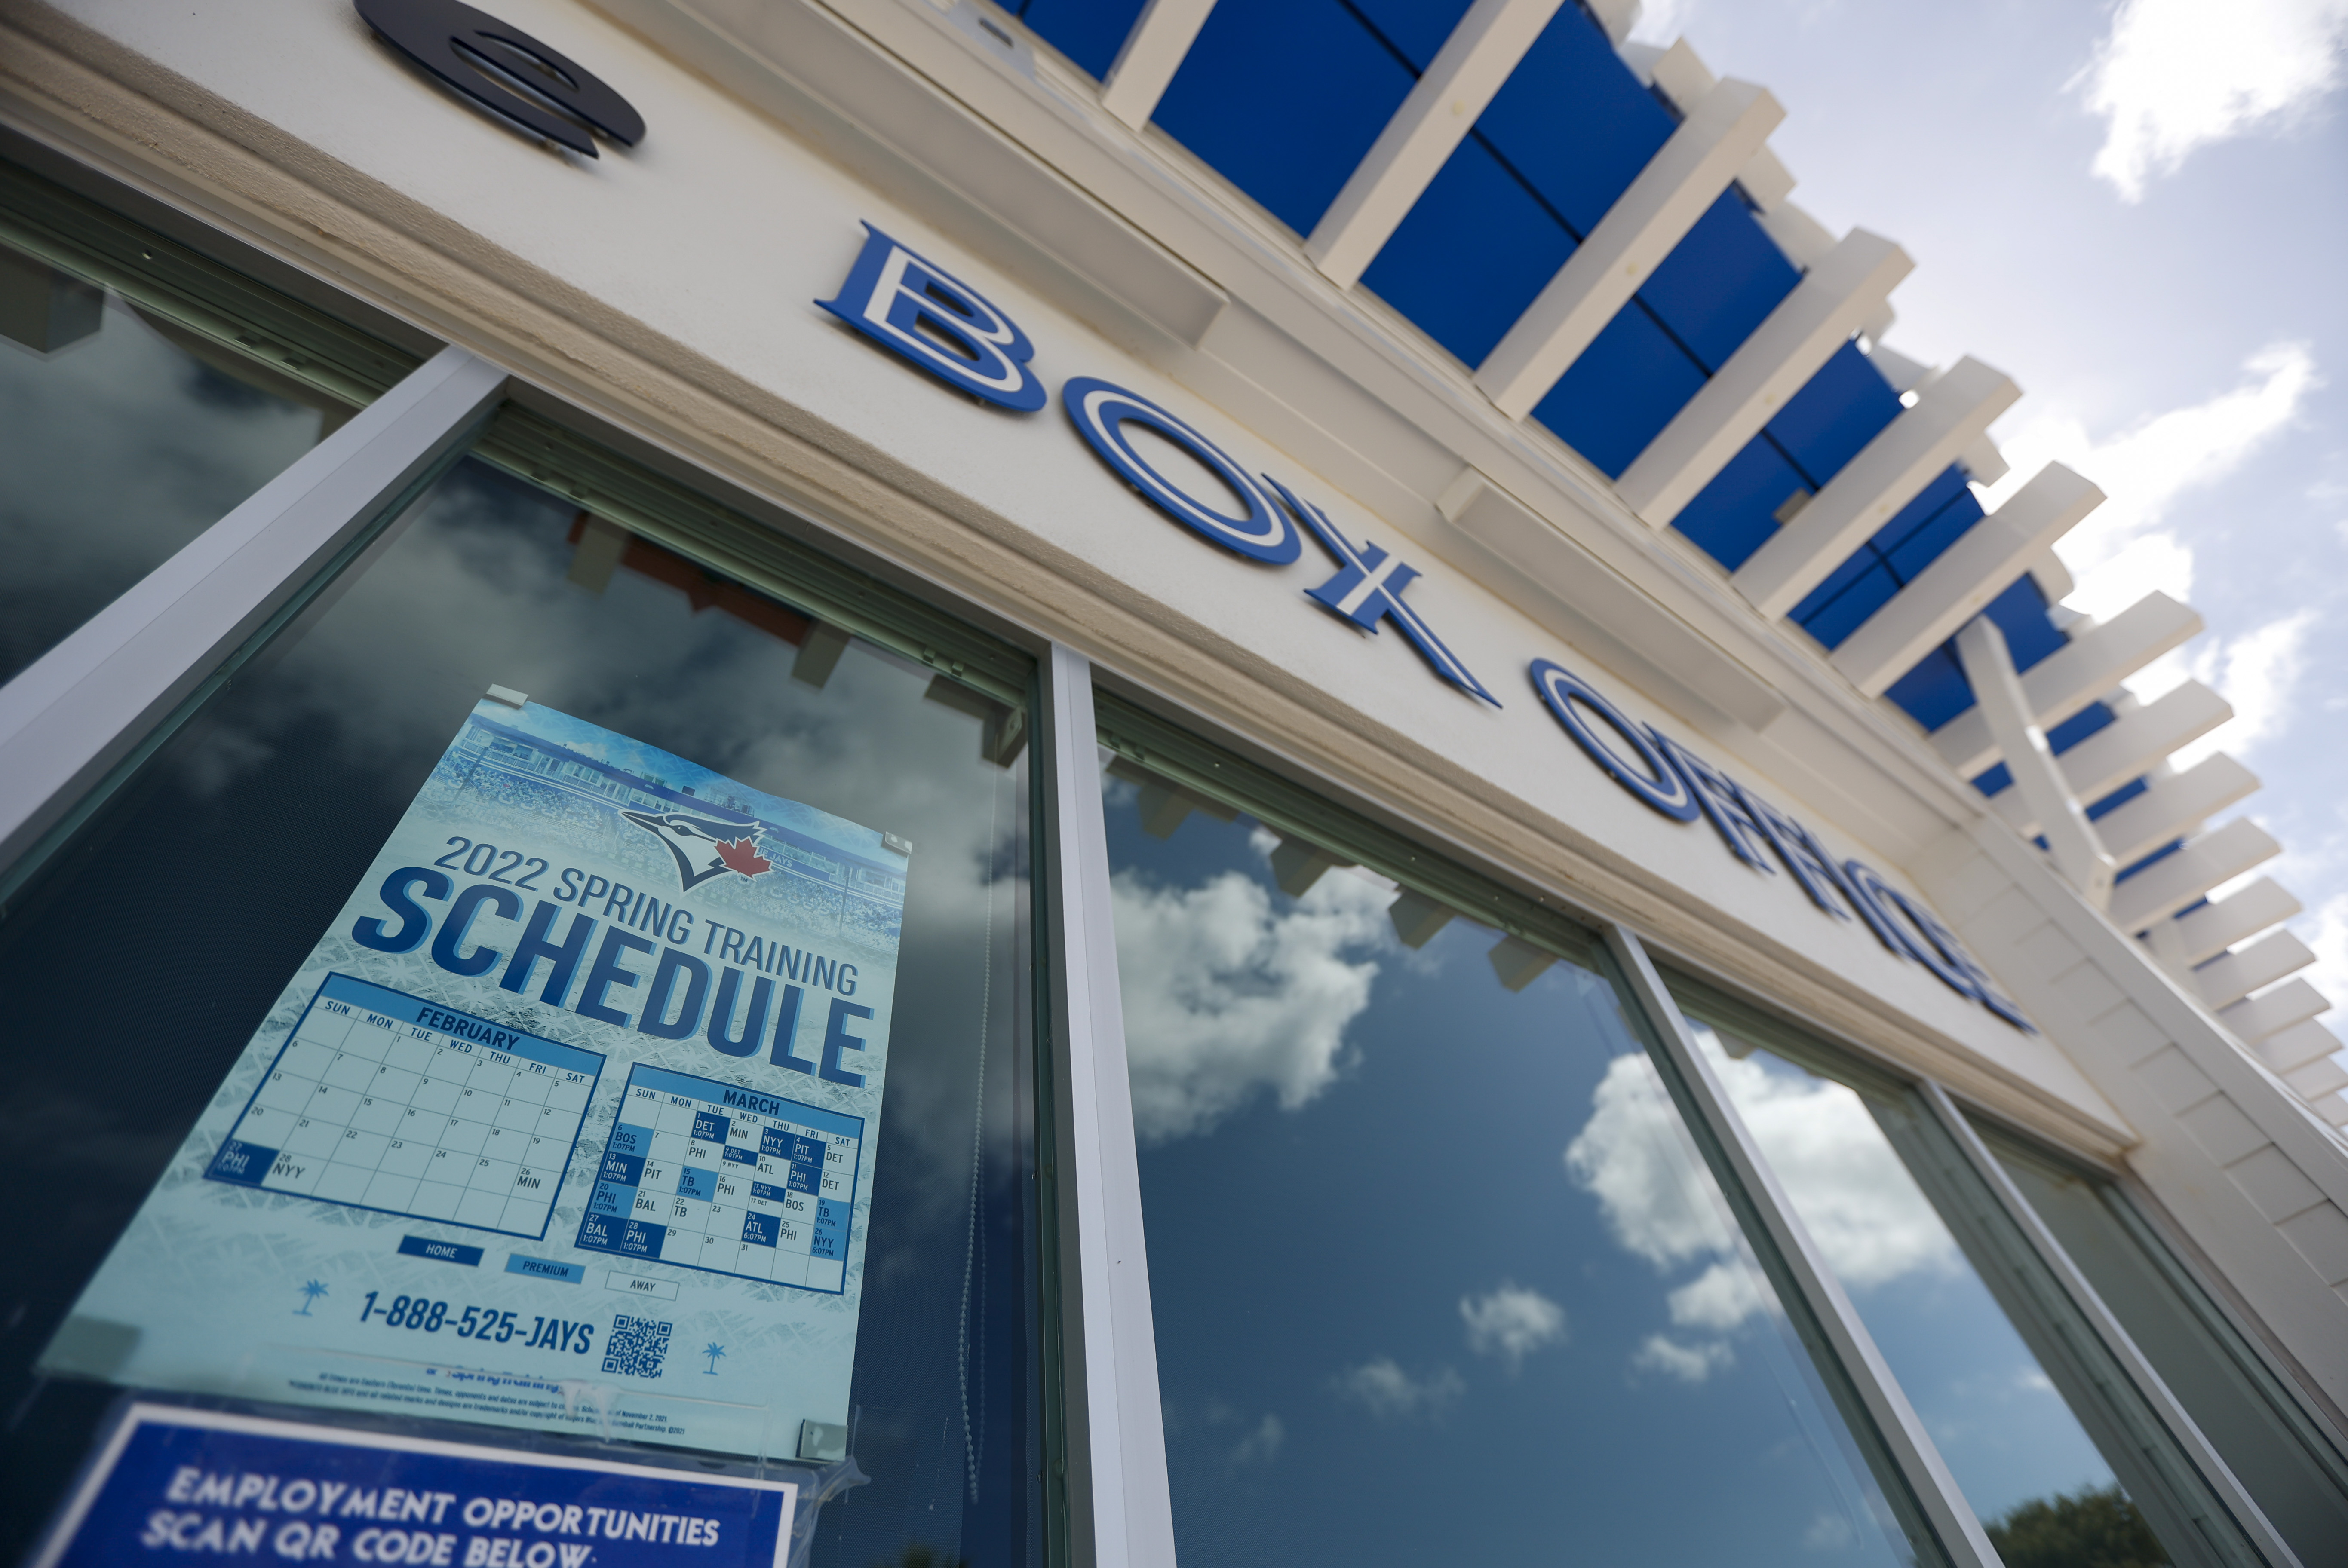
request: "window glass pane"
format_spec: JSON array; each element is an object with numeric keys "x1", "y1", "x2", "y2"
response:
[
  {"x1": 0, "y1": 454, "x2": 1041, "y2": 1568},
  {"x1": 1100, "y1": 749, "x2": 1925, "y2": 1566},
  {"x1": 1684, "y1": 1024, "x2": 2175, "y2": 1557},
  {"x1": 1986, "y1": 1127, "x2": 2348, "y2": 1564},
  {"x1": 0, "y1": 236, "x2": 353, "y2": 686}
]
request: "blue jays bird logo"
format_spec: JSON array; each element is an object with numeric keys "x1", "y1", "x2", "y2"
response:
[{"x1": 621, "y1": 808, "x2": 776, "y2": 893}]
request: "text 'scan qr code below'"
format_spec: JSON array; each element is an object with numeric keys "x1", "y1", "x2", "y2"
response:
[{"x1": 603, "y1": 1314, "x2": 673, "y2": 1378}]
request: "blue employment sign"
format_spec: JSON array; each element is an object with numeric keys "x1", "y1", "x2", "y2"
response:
[{"x1": 33, "y1": 1406, "x2": 797, "y2": 1568}]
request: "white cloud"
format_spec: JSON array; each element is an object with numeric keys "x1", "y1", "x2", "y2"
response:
[
  {"x1": 1334, "y1": 1357, "x2": 1464, "y2": 1420},
  {"x1": 2062, "y1": 532, "x2": 2197, "y2": 628},
  {"x1": 2076, "y1": 0, "x2": 2348, "y2": 201},
  {"x1": 1802, "y1": 1511, "x2": 1861, "y2": 1552},
  {"x1": 1228, "y1": 1412, "x2": 1284, "y2": 1466},
  {"x1": 1703, "y1": 1041, "x2": 1961, "y2": 1291},
  {"x1": 1632, "y1": 1335, "x2": 1734, "y2": 1383},
  {"x1": 1459, "y1": 1283, "x2": 1567, "y2": 1371},
  {"x1": 1111, "y1": 852, "x2": 1390, "y2": 1142},
  {"x1": 2167, "y1": 608, "x2": 2318, "y2": 766},
  {"x1": 1666, "y1": 1259, "x2": 1769, "y2": 1332},
  {"x1": 1985, "y1": 343, "x2": 2317, "y2": 622},
  {"x1": 1564, "y1": 1052, "x2": 1742, "y2": 1268}
]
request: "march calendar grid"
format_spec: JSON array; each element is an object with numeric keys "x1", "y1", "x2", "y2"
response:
[
  {"x1": 205, "y1": 972, "x2": 603, "y2": 1240},
  {"x1": 576, "y1": 1064, "x2": 864, "y2": 1294}
]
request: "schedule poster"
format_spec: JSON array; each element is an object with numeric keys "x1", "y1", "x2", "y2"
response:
[{"x1": 46, "y1": 694, "x2": 912, "y2": 1461}]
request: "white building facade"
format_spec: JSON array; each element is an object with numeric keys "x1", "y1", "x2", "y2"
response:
[{"x1": 1, "y1": 1, "x2": 2344, "y2": 1565}]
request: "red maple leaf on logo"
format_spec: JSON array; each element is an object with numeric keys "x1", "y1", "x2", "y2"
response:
[{"x1": 713, "y1": 836, "x2": 772, "y2": 878}]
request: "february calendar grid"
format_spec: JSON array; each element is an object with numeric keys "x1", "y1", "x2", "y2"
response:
[
  {"x1": 205, "y1": 972, "x2": 604, "y2": 1240},
  {"x1": 575, "y1": 1065, "x2": 864, "y2": 1294}
]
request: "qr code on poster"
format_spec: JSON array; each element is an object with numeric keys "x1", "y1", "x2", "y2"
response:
[{"x1": 603, "y1": 1315, "x2": 672, "y2": 1378}]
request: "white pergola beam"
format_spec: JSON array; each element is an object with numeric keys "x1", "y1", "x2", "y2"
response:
[
  {"x1": 2049, "y1": 680, "x2": 2230, "y2": 806},
  {"x1": 1617, "y1": 230, "x2": 1912, "y2": 527},
  {"x1": 1099, "y1": 0, "x2": 1219, "y2": 129},
  {"x1": 1994, "y1": 683, "x2": 2234, "y2": 837},
  {"x1": 1308, "y1": 0, "x2": 1567, "y2": 287},
  {"x1": 1617, "y1": 36, "x2": 1794, "y2": 210},
  {"x1": 2284, "y1": 1055, "x2": 2348, "y2": 1103},
  {"x1": 2194, "y1": 928, "x2": 2316, "y2": 1011},
  {"x1": 1736, "y1": 358, "x2": 2025, "y2": 619},
  {"x1": 2252, "y1": 1018, "x2": 2342, "y2": 1077},
  {"x1": 2218, "y1": 977, "x2": 2330, "y2": 1047},
  {"x1": 1830, "y1": 462, "x2": 2099, "y2": 695},
  {"x1": 2170, "y1": 876, "x2": 2302, "y2": 966},
  {"x1": 2107, "y1": 818, "x2": 2280, "y2": 931},
  {"x1": 1476, "y1": 77, "x2": 1783, "y2": 418},
  {"x1": 2093, "y1": 753, "x2": 2259, "y2": 866},
  {"x1": 1956, "y1": 616, "x2": 2114, "y2": 906},
  {"x1": 1931, "y1": 591, "x2": 2202, "y2": 777}
]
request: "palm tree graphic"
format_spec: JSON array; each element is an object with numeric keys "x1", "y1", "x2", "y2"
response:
[
  {"x1": 295, "y1": 1280, "x2": 329, "y2": 1316},
  {"x1": 703, "y1": 1343, "x2": 727, "y2": 1375}
]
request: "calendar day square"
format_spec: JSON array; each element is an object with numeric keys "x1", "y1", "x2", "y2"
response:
[
  {"x1": 378, "y1": 1138, "x2": 433, "y2": 1178},
  {"x1": 471, "y1": 1157, "x2": 521, "y2": 1193},
  {"x1": 322, "y1": 1053, "x2": 379, "y2": 1093},
  {"x1": 494, "y1": 1098, "x2": 540, "y2": 1133},
  {"x1": 369, "y1": 1064, "x2": 424, "y2": 1102},
  {"x1": 465, "y1": 1062, "x2": 516, "y2": 1098},
  {"x1": 410, "y1": 1181, "x2": 465, "y2": 1220},
  {"x1": 255, "y1": 1071, "x2": 316, "y2": 1115},
  {"x1": 409, "y1": 1077, "x2": 461, "y2": 1115},
  {"x1": 267, "y1": 1155, "x2": 327, "y2": 1195},
  {"x1": 436, "y1": 1116, "x2": 491, "y2": 1156},
  {"x1": 279, "y1": 1039, "x2": 339, "y2": 1081},
  {"x1": 282, "y1": 1117, "x2": 343, "y2": 1159},
  {"x1": 362, "y1": 1173, "x2": 421, "y2": 1211},
  {"x1": 350, "y1": 1097, "x2": 405, "y2": 1136},
  {"x1": 306, "y1": 1084, "x2": 364, "y2": 1124},
  {"x1": 384, "y1": 1035, "x2": 436, "y2": 1074},
  {"x1": 312, "y1": 1164, "x2": 375, "y2": 1204},
  {"x1": 454, "y1": 1188, "x2": 508, "y2": 1228},
  {"x1": 335, "y1": 1128, "x2": 392, "y2": 1168}
]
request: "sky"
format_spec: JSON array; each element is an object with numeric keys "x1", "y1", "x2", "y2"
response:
[{"x1": 1628, "y1": 0, "x2": 2348, "y2": 1026}]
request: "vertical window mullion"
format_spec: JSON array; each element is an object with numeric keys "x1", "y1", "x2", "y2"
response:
[
  {"x1": 1601, "y1": 924, "x2": 2001, "y2": 1568},
  {"x1": 1037, "y1": 644, "x2": 1178, "y2": 1568},
  {"x1": 0, "y1": 344, "x2": 505, "y2": 894},
  {"x1": 1920, "y1": 1082, "x2": 2302, "y2": 1567}
]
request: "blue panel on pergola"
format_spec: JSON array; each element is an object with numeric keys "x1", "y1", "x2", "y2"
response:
[
  {"x1": 1362, "y1": 135, "x2": 1577, "y2": 368},
  {"x1": 1477, "y1": 9, "x2": 1673, "y2": 234},
  {"x1": 1636, "y1": 193, "x2": 1799, "y2": 372},
  {"x1": 1153, "y1": 0, "x2": 1418, "y2": 236},
  {"x1": 1766, "y1": 340, "x2": 1903, "y2": 485},
  {"x1": 1348, "y1": 0, "x2": 1476, "y2": 69},
  {"x1": 1531, "y1": 307, "x2": 1709, "y2": 478}
]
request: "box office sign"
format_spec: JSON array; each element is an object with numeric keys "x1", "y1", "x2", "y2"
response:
[
  {"x1": 819, "y1": 227, "x2": 2032, "y2": 1032},
  {"x1": 31, "y1": 1406, "x2": 798, "y2": 1568}
]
